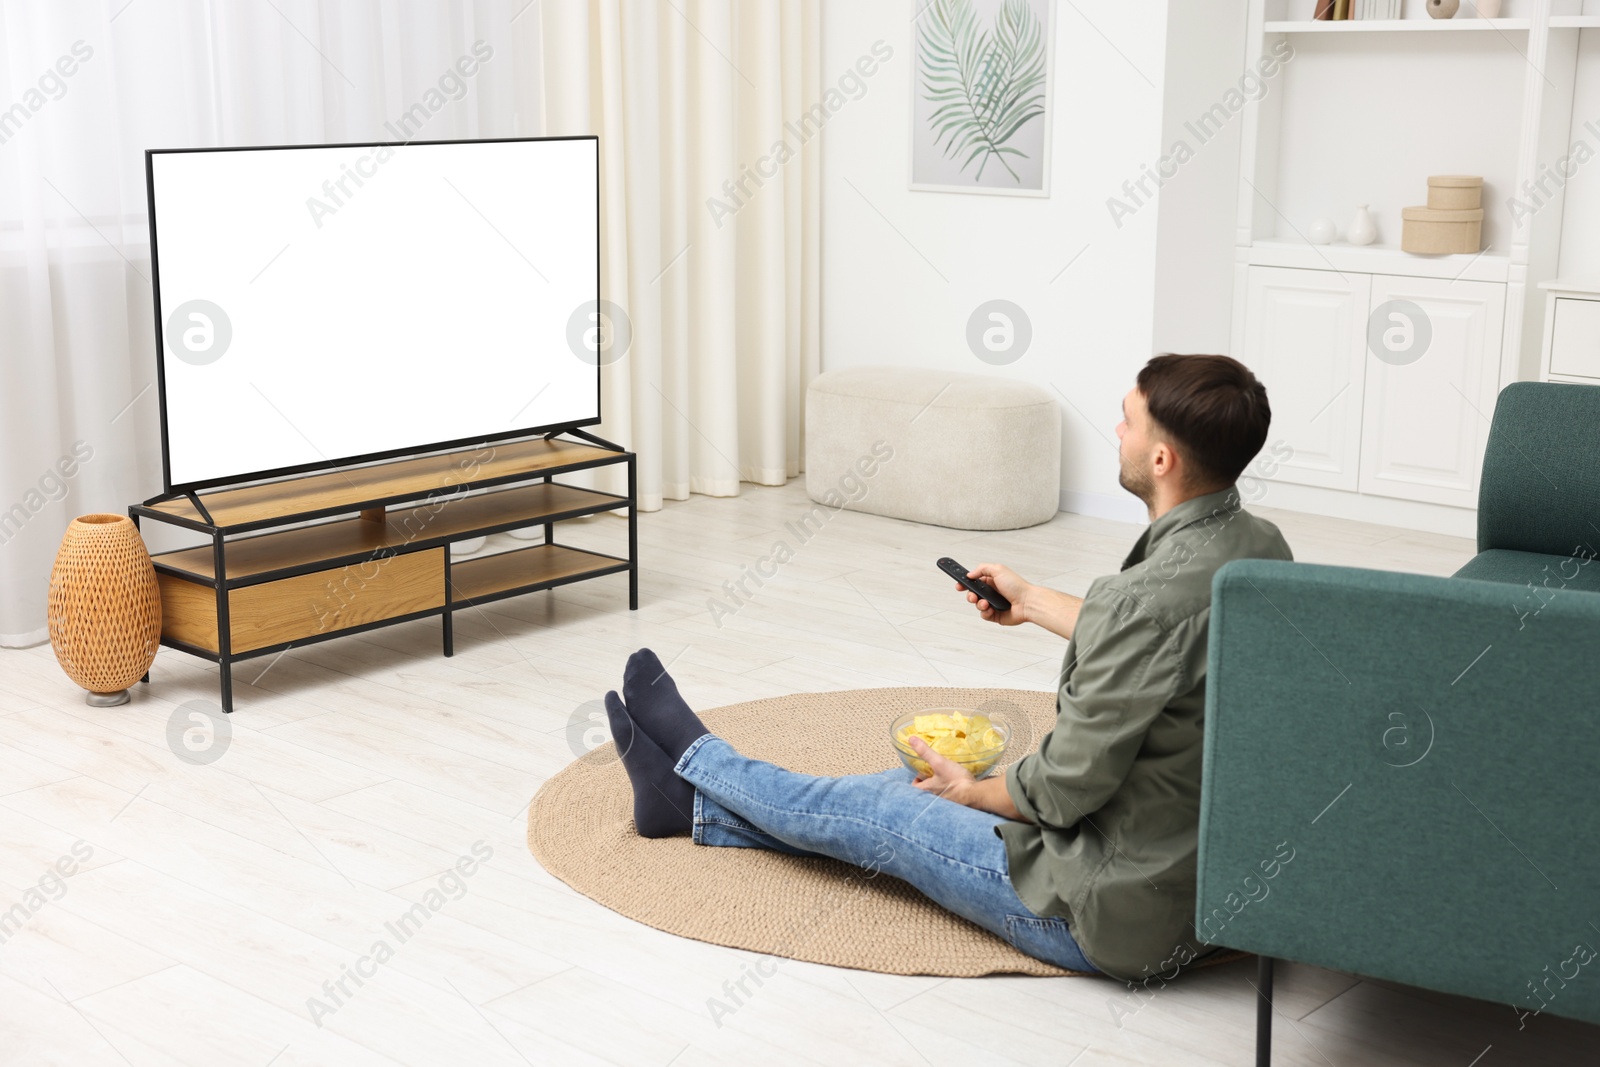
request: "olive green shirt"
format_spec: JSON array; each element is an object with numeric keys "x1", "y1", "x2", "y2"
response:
[{"x1": 999, "y1": 486, "x2": 1293, "y2": 981}]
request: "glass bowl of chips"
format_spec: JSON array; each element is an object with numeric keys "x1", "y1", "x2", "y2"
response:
[{"x1": 890, "y1": 708, "x2": 1010, "y2": 779}]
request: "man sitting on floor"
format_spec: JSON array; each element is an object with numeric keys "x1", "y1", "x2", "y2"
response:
[{"x1": 599, "y1": 353, "x2": 1294, "y2": 982}]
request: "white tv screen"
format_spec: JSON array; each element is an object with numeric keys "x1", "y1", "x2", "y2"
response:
[{"x1": 148, "y1": 136, "x2": 600, "y2": 491}]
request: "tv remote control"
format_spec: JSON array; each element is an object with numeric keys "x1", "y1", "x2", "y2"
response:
[{"x1": 937, "y1": 557, "x2": 1012, "y2": 613}]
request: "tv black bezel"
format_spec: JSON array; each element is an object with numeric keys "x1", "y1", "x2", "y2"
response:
[{"x1": 145, "y1": 134, "x2": 603, "y2": 496}]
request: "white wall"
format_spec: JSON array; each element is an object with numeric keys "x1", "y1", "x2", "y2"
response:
[
  {"x1": 820, "y1": 1, "x2": 1250, "y2": 523},
  {"x1": 820, "y1": 1, "x2": 1169, "y2": 522}
]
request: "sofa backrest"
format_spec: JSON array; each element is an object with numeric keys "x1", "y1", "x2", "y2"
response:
[
  {"x1": 1199, "y1": 558, "x2": 1600, "y2": 1028},
  {"x1": 1478, "y1": 380, "x2": 1600, "y2": 557}
]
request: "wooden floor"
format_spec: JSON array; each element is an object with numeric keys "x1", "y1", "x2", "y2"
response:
[{"x1": 2, "y1": 480, "x2": 1594, "y2": 1066}]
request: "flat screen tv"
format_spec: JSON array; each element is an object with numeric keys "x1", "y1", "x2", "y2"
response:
[{"x1": 146, "y1": 135, "x2": 600, "y2": 494}]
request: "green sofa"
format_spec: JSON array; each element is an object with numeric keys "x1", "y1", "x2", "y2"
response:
[{"x1": 1197, "y1": 382, "x2": 1600, "y2": 1064}]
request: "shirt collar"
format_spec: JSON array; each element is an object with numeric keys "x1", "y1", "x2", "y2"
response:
[{"x1": 1121, "y1": 485, "x2": 1242, "y2": 571}]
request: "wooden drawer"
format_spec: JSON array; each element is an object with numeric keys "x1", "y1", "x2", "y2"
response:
[
  {"x1": 159, "y1": 548, "x2": 445, "y2": 654},
  {"x1": 1550, "y1": 297, "x2": 1600, "y2": 380}
]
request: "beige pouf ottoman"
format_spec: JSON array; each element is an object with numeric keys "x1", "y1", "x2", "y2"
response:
[{"x1": 804, "y1": 367, "x2": 1062, "y2": 531}]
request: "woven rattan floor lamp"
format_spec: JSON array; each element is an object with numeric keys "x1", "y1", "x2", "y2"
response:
[{"x1": 47, "y1": 514, "x2": 162, "y2": 707}]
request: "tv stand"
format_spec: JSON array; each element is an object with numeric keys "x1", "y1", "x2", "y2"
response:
[{"x1": 129, "y1": 431, "x2": 637, "y2": 713}]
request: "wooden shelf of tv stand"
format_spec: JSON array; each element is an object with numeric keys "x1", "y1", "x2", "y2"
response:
[
  {"x1": 144, "y1": 437, "x2": 621, "y2": 532},
  {"x1": 450, "y1": 543, "x2": 631, "y2": 605},
  {"x1": 151, "y1": 481, "x2": 629, "y2": 584}
]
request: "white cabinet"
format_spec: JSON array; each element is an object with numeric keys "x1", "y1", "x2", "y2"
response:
[
  {"x1": 1240, "y1": 266, "x2": 1505, "y2": 511},
  {"x1": 1239, "y1": 267, "x2": 1370, "y2": 492},
  {"x1": 1358, "y1": 276, "x2": 1504, "y2": 509}
]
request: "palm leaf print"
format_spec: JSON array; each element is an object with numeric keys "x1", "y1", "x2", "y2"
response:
[{"x1": 917, "y1": 0, "x2": 1047, "y2": 183}]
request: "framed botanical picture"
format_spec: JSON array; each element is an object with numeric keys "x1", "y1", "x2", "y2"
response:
[{"x1": 911, "y1": 0, "x2": 1055, "y2": 197}]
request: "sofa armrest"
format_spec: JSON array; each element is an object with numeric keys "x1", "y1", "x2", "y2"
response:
[{"x1": 1197, "y1": 559, "x2": 1600, "y2": 1027}]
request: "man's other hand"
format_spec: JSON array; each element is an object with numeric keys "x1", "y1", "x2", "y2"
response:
[
  {"x1": 908, "y1": 737, "x2": 1027, "y2": 821},
  {"x1": 908, "y1": 736, "x2": 975, "y2": 803}
]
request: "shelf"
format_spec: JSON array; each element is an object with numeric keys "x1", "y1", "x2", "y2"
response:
[
  {"x1": 1245, "y1": 239, "x2": 1510, "y2": 282},
  {"x1": 1550, "y1": 15, "x2": 1600, "y2": 28},
  {"x1": 1265, "y1": 18, "x2": 1531, "y2": 32},
  {"x1": 145, "y1": 437, "x2": 623, "y2": 531},
  {"x1": 1538, "y1": 276, "x2": 1600, "y2": 295},
  {"x1": 449, "y1": 543, "x2": 630, "y2": 604},
  {"x1": 153, "y1": 482, "x2": 628, "y2": 583}
]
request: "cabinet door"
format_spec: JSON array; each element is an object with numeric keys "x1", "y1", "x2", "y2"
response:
[
  {"x1": 1358, "y1": 275, "x2": 1505, "y2": 509},
  {"x1": 1239, "y1": 266, "x2": 1371, "y2": 491}
]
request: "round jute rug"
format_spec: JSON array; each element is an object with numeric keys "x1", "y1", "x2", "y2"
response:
[{"x1": 527, "y1": 686, "x2": 1249, "y2": 979}]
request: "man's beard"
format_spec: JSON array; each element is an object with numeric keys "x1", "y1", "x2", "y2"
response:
[{"x1": 1118, "y1": 454, "x2": 1154, "y2": 506}]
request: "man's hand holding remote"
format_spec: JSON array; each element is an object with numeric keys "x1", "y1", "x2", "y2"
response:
[{"x1": 957, "y1": 563, "x2": 1085, "y2": 642}]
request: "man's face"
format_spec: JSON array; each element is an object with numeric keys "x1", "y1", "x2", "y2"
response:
[{"x1": 1116, "y1": 387, "x2": 1157, "y2": 504}]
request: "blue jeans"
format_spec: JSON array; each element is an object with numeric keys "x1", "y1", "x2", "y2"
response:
[{"x1": 672, "y1": 734, "x2": 1101, "y2": 974}]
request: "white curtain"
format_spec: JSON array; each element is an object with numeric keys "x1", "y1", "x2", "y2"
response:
[
  {"x1": 539, "y1": 0, "x2": 820, "y2": 505},
  {"x1": 0, "y1": 0, "x2": 543, "y2": 647},
  {"x1": 0, "y1": 0, "x2": 821, "y2": 647}
]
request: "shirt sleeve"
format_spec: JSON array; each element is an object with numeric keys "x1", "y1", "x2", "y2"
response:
[{"x1": 1005, "y1": 588, "x2": 1185, "y2": 832}]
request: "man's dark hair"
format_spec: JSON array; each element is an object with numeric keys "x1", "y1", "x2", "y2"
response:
[{"x1": 1135, "y1": 354, "x2": 1270, "y2": 489}]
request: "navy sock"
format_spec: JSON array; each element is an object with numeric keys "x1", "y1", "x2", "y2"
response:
[
  {"x1": 603, "y1": 690, "x2": 693, "y2": 838},
  {"x1": 622, "y1": 648, "x2": 711, "y2": 764}
]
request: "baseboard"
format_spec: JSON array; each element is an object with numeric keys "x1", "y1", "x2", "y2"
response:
[
  {"x1": 1060, "y1": 482, "x2": 1477, "y2": 540},
  {"x1": 1058, "y1": 489, "x2": 1147, "y2": 526},
  {"x1": 1248, "y1": 481, "x2": 1477, "y2": 540},
  {"x1": 0, "y1": 626, "x2": 49, "y2": 650}
]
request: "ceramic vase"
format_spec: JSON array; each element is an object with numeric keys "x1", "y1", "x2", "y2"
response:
[
  {"x1": 1473, "y1": 0, "x2": 1501, "y2": 17},
  {"x1": 1427, "y1": 0, "x2": 1460, "y2": 18},
  {"x1": 1348, "y1": 205, "x2": 1377, "y2": 246},
  {"x1": 47, "y1": 514, "x2": 162, "y2": 706},
  {"x1": 1308, "y1": 218, "x2": 1336, "y2": 245}
]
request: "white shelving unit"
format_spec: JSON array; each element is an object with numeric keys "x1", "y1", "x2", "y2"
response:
[{"x1": 1231, "y1": 0, "x2": 1600, "y2": 536}]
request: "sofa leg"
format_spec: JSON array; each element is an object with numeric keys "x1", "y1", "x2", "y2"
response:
[{"x1": 1256, "y1": 955, "x2": 1274, "y2": 1067}]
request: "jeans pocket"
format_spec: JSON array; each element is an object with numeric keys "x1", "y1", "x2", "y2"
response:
[{"x1": 1003, "y1": 913, "x2": 1097, "y2": 973}]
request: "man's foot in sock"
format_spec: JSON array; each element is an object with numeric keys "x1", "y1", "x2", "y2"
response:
[
  {"x1": 622, "y1": 648, "x2": 711, "y2": 763},
  {"x1": 603, "y1": 690, "x2": 693, "y2": 838}
]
